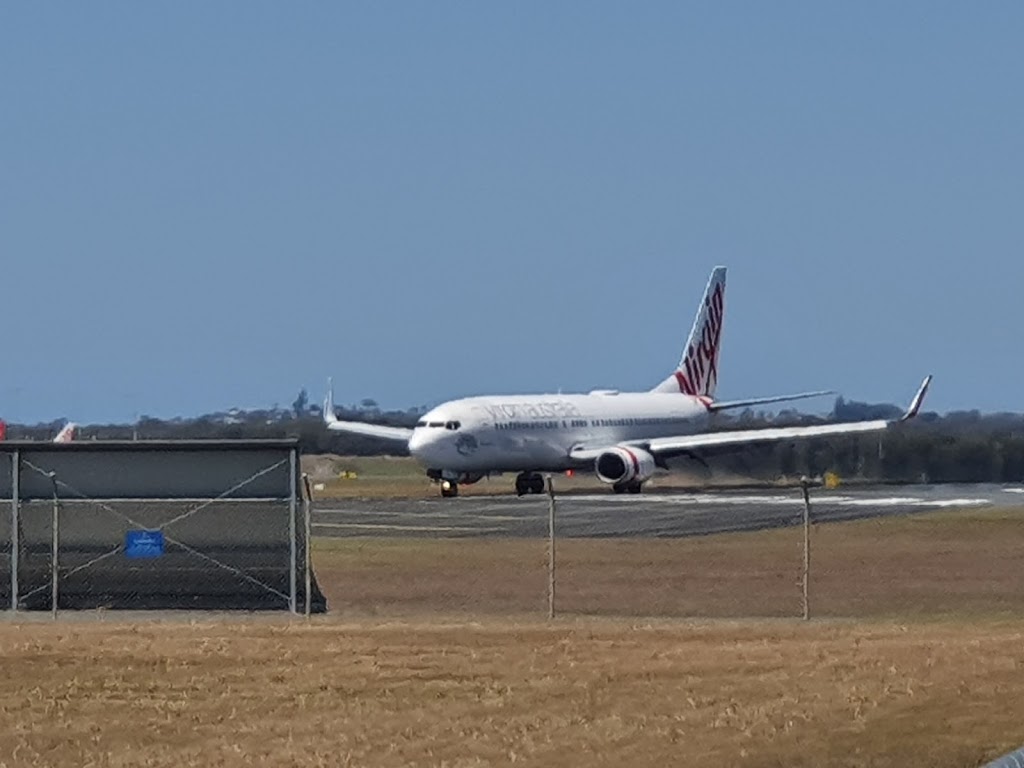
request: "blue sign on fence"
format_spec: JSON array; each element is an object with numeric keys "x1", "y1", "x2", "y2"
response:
[{"x1": 125, "y1": 530, "x2": 164, "y2": 559}]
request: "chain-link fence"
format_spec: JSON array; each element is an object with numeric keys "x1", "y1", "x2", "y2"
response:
[
  {"x1": 1, "y1": 440, "x2": 326, "y2": 614},
  {"x1": 308, "y1": 480, "x2": 1021, "y2": 621}
]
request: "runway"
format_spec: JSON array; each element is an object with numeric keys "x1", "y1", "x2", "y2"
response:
[{"x1": 312, "y1": 483, "x2": 1024, "y2": 539}]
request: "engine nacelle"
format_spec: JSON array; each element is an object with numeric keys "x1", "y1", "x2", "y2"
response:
[{"x1": 594, "y1": 446, "x2": 656, "y2": 485}]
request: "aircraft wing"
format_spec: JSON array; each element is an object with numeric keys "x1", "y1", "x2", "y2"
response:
[
  {"x1": 324, "y1": 418, "x2": 414, "y2": 441},
  {"x1": 570, "y1": 375, "x2": 932, "y2": 462},
  {"x1": 322, "y1": 377, "x2": 413, "y2": 442},
  {"x1": 638, "y1": 418, "x2": 890, "y2": 457}
]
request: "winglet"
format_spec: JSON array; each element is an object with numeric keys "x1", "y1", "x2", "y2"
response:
[
  {"x1": 900, "y1": 374, "x2": 933, "y2": 422},
  {"x1": 323, "y1": 377, "x2": 337, "y2": 425}
]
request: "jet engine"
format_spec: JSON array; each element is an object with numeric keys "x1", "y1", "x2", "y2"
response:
[{"x1": 594, "y1": 446, "x2": 656, "y2": 486}]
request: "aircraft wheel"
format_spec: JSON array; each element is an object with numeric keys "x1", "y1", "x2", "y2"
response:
[
  {"x1": 514, "y1": 474, "x2": 529, "y2": 496},
  {"x1": 612, "y1": 480, "x2": 642, "y2": 494},
  {"x1": 440, "y1": 480, "x2": 459, "y2": 498},
  {"x1": 515, "y1": 472, "x2": 544, "y2": 496}
]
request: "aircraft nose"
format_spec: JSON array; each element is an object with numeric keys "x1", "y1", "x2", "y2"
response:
[
  {"x1": 407, "y1": 429, "x2": 435, "y2": 460},
  {"x1": 408, "y1": 429, "x2": 426, "y2": 455}
]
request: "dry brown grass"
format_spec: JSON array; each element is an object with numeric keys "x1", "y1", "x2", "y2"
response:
[
  {"x1": 0, "y1": 618, "x2": 1023, "y2": 767},
  {"x1": 312, "y1": 507, "x2": 1024, "y2": 620},
  {"x1": 3, "y1": 507, "x2": 1024, "y2": 767}
]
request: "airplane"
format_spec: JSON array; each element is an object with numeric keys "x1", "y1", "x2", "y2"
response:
[
  {"x1": 323, "y1": 266, "x2": 932, "y2": 498},
  {"x1": 0, "y1": 420, "x2": 78, "y2": 443},
  {"x1": 53, "y1": 422, "x2": 78, "y2": 443}
]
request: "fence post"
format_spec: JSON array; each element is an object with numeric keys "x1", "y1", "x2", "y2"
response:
[
  {"x1": 10, "y1": 450, "x2": 19, "y2": 612},
  {"x1": 302, "y1": 472, "x2": 312, "y2": 619},
  {"x1": 802, "y1": 482, "x2": 810, "y2": 620},
  {"x1": 49, "y1": 472, "x2": 59, "y2": 621},
  {"x1": 547, "y1": 474, "x2": 556, "y2": 620},
  {"x1": 799, "y1": 476, "x2": 819, "y2": 621},
  {"x1": 288, "y1": 448, "x2": 298, "y2": 615}
]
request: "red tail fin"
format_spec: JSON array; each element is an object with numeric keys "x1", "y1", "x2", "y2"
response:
[
  {"x1": 53, "y1": 422, "x2": 77, "y2": 443},
  {"x1": 652, "y1": 266, "x2": 727, "y2": 397}
]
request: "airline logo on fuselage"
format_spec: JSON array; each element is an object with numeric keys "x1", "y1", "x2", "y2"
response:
[
  {"x1": 482, "y1": 401, "x2": 583, "y2": 420},
  {"x1": 674, "y1": 281, "x2": 724, "y2": 396},
  {"x1": 455, "y1": 434, "x2": 479, "y2": 456}
]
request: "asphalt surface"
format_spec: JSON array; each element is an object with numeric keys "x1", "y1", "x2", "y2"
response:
[{"x1": 312, "y1": 484, "x2": 1024, "y2": 539}]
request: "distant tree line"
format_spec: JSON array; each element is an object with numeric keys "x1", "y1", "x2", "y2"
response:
[
  {"x1": 5, "y1": 391, "x2": 1024, "y2": 484},
  {"x1": 702, "y1": 398, "x2": 1024, "y2": 484}
]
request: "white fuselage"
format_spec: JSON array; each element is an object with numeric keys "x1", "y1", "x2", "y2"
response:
[{"x1": 407, "y1": 391, "x2": 712, "y2": 475}]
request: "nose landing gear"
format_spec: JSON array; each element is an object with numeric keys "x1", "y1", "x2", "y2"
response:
[{"x1": 427, "y1": 469, "x2": 460, "y2": 498}]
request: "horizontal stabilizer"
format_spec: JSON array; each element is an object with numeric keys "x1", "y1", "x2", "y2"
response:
[{"x1": 707, "y1": 390, "x2": 833, "y2": 412}]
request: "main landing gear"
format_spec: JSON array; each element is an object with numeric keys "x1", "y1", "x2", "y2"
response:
[
  {"x1": 612, "y1": 480, "x2": 644, "y2": 494},
  {"x1": 440, "y1": 479, "x2": 458, "y2": 498},
  {"x1": 515, "y1": 472, "x2": 545, "y2": 496}
]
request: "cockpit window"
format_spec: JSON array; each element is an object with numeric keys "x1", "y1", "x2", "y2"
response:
[
  {"x1": 427, "y1": 421, "x2": 444, "y2": 428},
  {"x1": 445, "y1": 421, "x2": 461, "y2": 430},
  {"x1": 416, "y1": 420, "x2": 427, "y2": 428}
]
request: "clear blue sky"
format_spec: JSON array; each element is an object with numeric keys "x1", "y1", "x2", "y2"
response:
[{"x1": 2, "y1": 3, "x2": 1022, "y2": 424}]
